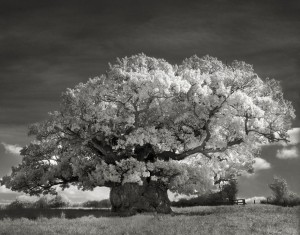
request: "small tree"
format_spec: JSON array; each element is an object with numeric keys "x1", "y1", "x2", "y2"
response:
[
  {"x1": 221, "y1": 179, "x2": 238, "y2": 202},
  {"x1": 269, "y1": 176, "x2": 289, "y2": 204},
  {"x1": 1, "y1": 54, "x2": 295, "y2": 213},
  {"x1": 268, "y1": 176, "x2": 300, "y2": 206}
]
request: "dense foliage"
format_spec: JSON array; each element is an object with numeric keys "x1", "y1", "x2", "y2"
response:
[
  {"x1": 1, "y1": 54, "x2": 295, "y2": 198},
  {"x1": 172, "y1": 179, "x2": 238, "y2": 207}
]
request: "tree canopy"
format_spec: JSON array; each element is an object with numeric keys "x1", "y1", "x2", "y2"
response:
[{"x1": 1, "y1": 54, "x2": 295, "y2": 197}]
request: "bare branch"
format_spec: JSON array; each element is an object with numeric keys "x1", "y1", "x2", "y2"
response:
[
  {"x1": 198, "y1": 92, "x2": 233, "y2": 148},
  {"x1": 88, "y1": 139, "x2": 120, "y2": 164},
  {"x1": 158, "y1": 146, "x2": 211, "y2": 161},
  {"x1": 245, "y1": 113, "x2": 249, "y2": 135},
  {"x1": 163, "y1": 137, "x2": 244, "y2": 162},
  {"x1": 205, "y1": 138, "x2": 244, "y2": 153}
]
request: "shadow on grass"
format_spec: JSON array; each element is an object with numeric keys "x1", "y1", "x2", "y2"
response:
[
  {"x1": 0, "y1": 208, "x2": 117, "y2": 220},
  {"x1": 0, "y1": 208, "x2": 215, "y2": 220},
  {"x1": 171, "y1": 211, "x2": 214, "y2": 216}
]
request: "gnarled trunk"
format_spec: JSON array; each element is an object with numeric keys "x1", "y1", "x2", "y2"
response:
[{"x1": 110, "y1": 180, "x2": 172, "y2": 214}]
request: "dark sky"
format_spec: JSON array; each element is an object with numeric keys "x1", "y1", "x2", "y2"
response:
[{"x1": 0, "y1": 0, "x2": 299, "y2": 202}]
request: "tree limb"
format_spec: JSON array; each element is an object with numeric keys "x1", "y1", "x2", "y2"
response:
[{"x1": 159, "y1": 137, "x2": 244, "y2": 161}]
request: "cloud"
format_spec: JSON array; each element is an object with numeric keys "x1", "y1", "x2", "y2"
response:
[
  {"x1": 241, "y1": 157, "x2": 271, "y2": 178},
  {"x1": 276, "y1": 146, "x2": 299, "y2": 159},
  {"x1": 0, "y1": 185, "x2": 13, "y2": 194},
  {"x1": 253, "y1": 157, "x2": 271, "y2": 171},
  {"x1": 0, "y1": 185, "x2": 110, "y2": 204},
  {"x1": 58, "y1": 186, "x2": 110, "y2": 203},
  {"x1": 16, "y1": 195, "x2": 39, "y2": 203},
  {"x1": 287, "y1": 128, "x2": 300, "y2": 145},
  {"x1": 1, "y1": 142, "x2": 22, "y2": 155},
  {"x1": 168, "y1": 191, "x2": 198, "y2": 202}
]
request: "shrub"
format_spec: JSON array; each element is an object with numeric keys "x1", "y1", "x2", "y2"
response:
[
  {"x1": 285, "y1": 192, "x2": 300, "y2": 206},
  {"x1": 171, "y1": 191, "x2": 231, "y2": 207},
  {"x1": 260, "y1": 199, "x2": 267, "y2": 204},
  {"x1": 81, "y1": 199, "x2": 111, "y2": 208}
]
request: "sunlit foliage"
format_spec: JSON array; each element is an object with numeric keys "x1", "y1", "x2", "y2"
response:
[{"x1": 1, "y1": 54, "x2": 295, "y2": 197}]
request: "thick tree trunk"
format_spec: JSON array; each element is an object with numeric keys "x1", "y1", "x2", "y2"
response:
[{"x1": 110, "y1": 180, "x2": 172, "y2": 214}]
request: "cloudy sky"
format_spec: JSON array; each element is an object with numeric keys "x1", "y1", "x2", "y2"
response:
[{"x1": 0, "y1": 0, "x2": 299, "y2": 203}]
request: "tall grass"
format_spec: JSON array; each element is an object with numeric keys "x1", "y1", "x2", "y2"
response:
[{"x1": 0, "y1": 205, "x2": 299, "y2": 235}]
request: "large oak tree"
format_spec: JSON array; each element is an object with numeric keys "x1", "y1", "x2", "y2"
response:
[{"x1": 1, "y1": 54, "x2": 295, "y2": 213}]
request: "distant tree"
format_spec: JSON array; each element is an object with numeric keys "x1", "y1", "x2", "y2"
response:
[
  {"x1": 1, "y1": 54, "x2": 295, "y2": 213},
  {"x1": 6, "y1": 195, "x2": 70, "y2": 209},
  {"x1": 6, "y1": 200, "x2": 31, "y2": 210},
  {"x1": 47, "y1": 195, "x2": 70, "y2": 208},
  {"x1": 34, "y1": 197, "x2": 49, "y2": 209}
]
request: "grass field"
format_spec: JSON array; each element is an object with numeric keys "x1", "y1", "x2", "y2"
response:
[{"x1": 0, "y1": 205, "x2": 299, "y2": 235}]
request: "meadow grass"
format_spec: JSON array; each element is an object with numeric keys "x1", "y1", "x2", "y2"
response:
[{"x1": 0, "y1": 204, "x2": 299, "y2": 235}]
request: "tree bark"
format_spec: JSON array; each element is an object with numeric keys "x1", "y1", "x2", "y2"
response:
[{"x1": 110, "y1": 180, "x2": 172, "y2": 214}]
